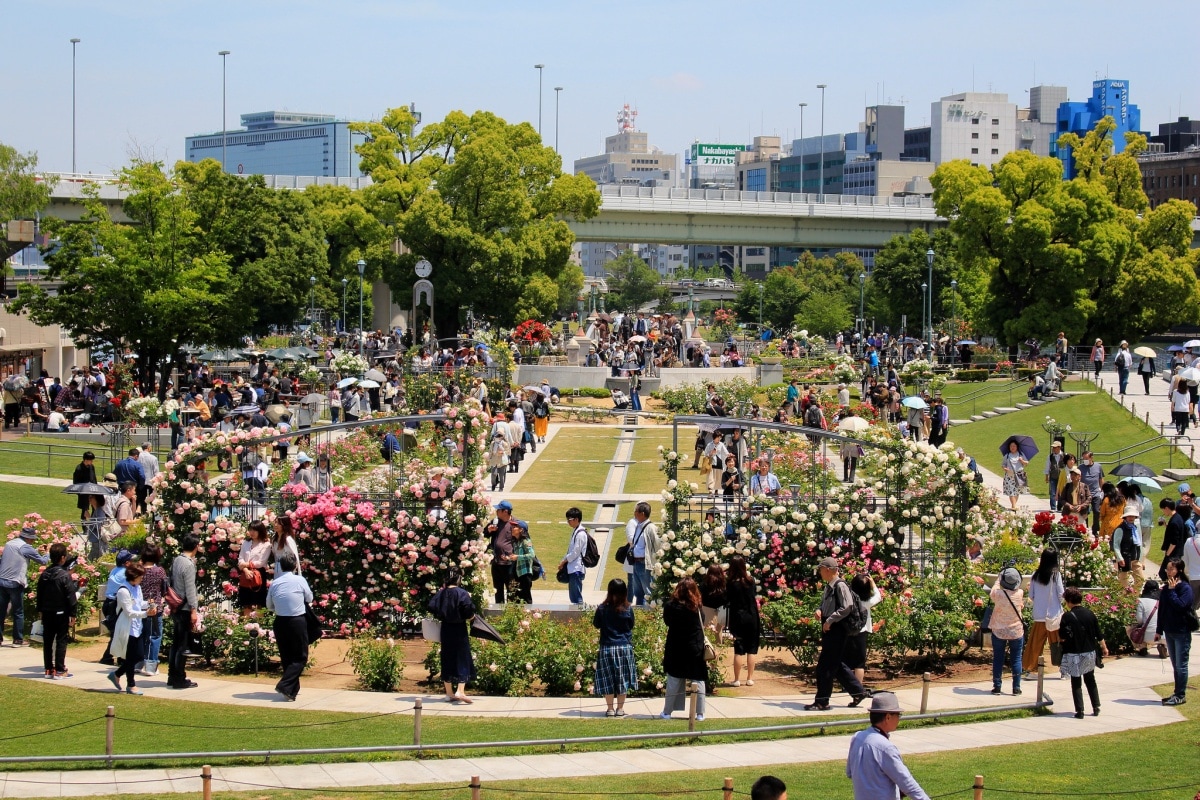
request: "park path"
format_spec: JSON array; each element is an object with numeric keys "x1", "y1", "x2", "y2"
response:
[{"x1": 0, "y1": 640, "x2": 1194, "y2": 798}]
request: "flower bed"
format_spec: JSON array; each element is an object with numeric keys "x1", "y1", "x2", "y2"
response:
[{"x1": 9, "y1": 513, "x2": 104, "y2": 625}]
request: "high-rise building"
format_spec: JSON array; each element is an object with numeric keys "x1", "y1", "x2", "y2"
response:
[
  {"x1": 930, "y1": 92, "x2": 1018, "y2": 168},
  {"x1": 688, "y1": 142, "x2": 747, "y2": 188},
  {"x1": 184, "y1": 111, "x2": 368, "y2": 177},
  {"x1": 573, "y1": 105, "x2": 677, "y2": 186},
  {"x1": 1149, "y1": 117, "x2": 1200, "y2": 153},
  {"x1": 1016, "y1": 85, "x2": 1068, "y2": 158},
  {"x1": 1056, "y1": 80, "x2": 1142, "y2": 178},
  {"x1": 1138, "y1": 151, "x2": 1200, "y2": 210}
]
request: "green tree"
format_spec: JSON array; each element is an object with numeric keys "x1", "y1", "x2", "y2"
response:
[
  {"x1": 351, "y1": 107, "x2": 599, "y2": 335},
  {"x1": 605, "y1": 250, "x2": 660, "y2": 312},
  {"x1": 931, "y1": 124, "x2": 1200, "y2": 346},
  {"x1": 555, "y1": 262, "x2": 585, "y2": 317},
  {"x1": 870, "y1": 228, "x2": 983, "y2": 334},
  {"x1": 0, "y1": 143, "x2": 53, "y2": 279},
  {"x1": 794, "y1": 290, "x2": 852, "y2": 337},
  {"x1": 13, "y1": 161, "x2": 235, "y2": 397}
]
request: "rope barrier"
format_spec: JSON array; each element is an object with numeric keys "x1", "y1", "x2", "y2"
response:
[
  {"x1": 219, "y1": 779, "x2": 473, "y2": 794},
  {"x1": 0, "y1": 716, "x2": 106, "y2": 742},
  {"x1": 983, "y1": 783, "x2": 1200, "y2": 796},
  {"x1": 119, "y1": 707, "x2": 418, "y2": 730},
  {"x1": 488, "y1": 788, "x2": 719, "y2": 796}
]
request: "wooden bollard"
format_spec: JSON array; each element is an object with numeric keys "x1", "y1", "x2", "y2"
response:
[
  {"x1": 919, "y1": 672, "x2": 931, "y2": 714},
  {"x1": 1036, "y1": 656, "x2": 1046, "y2": 705},
  {"x1": 687, "y1": 681, "x2": 698, "y2": 732},
  {"x1": 413, "y1": 697, "x2": 423, "y2": 754},
  {"x1": 201, "y1": 765, "x2": 212, "y2": 800},
  {"x1": 470, "y1": 775, "x2": 481, "y2": 800},
  {"x1": 973, "y1": 774, "x2": 984, "y2": 800},
  {"x1": 723, "y1": 777, "x2": 734, "y2": 800},
  {"x1": 105, "y1": 706, "x2": 115, "y2": 767}
]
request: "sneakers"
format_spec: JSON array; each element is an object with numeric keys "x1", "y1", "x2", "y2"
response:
[
  {"x1": 1073, "y1": 711, "x2": 1084, "y2": 719},
  {"x1": 804, "y1": 702, "x2": 831, "y2": 711},
  {"x1": 56, "y1": 671, "x2": 72, "y2": 680},
  {"x1": 695, "y1": 714, "x2": 705, "y2": 722},
  {"x1": 107, "y1": 672, "x2": 121, "y2": 692},
  {"x1": 990, "y1": 687, "x2": 1003, "y2": 695},
  {"x1": 659, "y1": 712, "x2": 672, "y2": 719},
  {"x1": 730, "y1": 680, "x2": 741, "y2": 687},
  {"x1": 44, "y1": 669, "x2": 55, "y2": 679},
  {"x1": 1013, "y1": 688, "x2": 1022, "y2": 696},
  {"x1": 1163, "y1": 695, "x2": 1187, "y2": 706},
  {"x1": 125, "y1": 687, "x2": 143, "y2": 696}
]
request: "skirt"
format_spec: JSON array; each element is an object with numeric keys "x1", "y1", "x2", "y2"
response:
[
  {"x1": 593, "y1": 644, "x2": 638, "y2": 696},
  {"x1": 534, "y1": 416, "x2": 549, "y2": 438},
  {"x1": 1059, "y1": 651, "x2": 1096, "y2": 678},
  {"x1": 439, "y1": 621, "x2": 475, "y2": 684},
  {"x1": 1002, "y1": 471, "x2": 1025, "y2": 497}
]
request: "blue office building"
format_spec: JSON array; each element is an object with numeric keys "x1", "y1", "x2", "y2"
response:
[
  {"x1": 185, "y1": 111, "x2": 366, "y2": 177},
  {"x1": 1056, "y1": 80, "x2": 1142, "y2": 179}
]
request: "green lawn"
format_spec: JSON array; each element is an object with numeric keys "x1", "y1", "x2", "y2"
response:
[
  {"x1": 946, "y1": 391, "x2": 1194, "y2": 500},
  {"x1": 479, "y1": 500, "x2": 600, "y2": 567},
  {"x1": 0, "y1": 481, "x2": 83, "y2": 526},
  {"x1": 0, "y1": 436, "x2": 108, "y2": 481},
  {"x1": 623, "y1": 429, "x2": 676, "y2": 494},
  {"x1": 511, "y1": 428, "x2": 621, "y2": 493}
]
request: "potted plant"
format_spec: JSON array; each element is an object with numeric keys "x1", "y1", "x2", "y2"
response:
[{"x1": 759, "y1": 341, "x2": 783, "y2": 365}]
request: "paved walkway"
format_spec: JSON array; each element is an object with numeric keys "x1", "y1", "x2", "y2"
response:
[
  {"x1": 0, "y1": 473, "x2": 72, "y2": 488},
  {"x1": 0, "y1": 640, "x2": 1194, "y2": 797}
]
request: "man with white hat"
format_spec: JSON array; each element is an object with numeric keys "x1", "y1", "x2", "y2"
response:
[
  {"x1": 1113, "y1": 503, "x2": 1145, "y2": 592},
  {"x1": 846, "y1": 692, "x2": 930, "y2": 800},
  {"x1": 0, "y1": 526, "x2": 49, "y2": 647}
]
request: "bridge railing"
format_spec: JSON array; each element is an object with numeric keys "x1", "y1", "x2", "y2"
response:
[{"x1": 598, "y1": 184, "x2": 935, "y2": 209}]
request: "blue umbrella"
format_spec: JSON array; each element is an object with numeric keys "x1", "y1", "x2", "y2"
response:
[
  {"x1": 1127, "y1": 475, "x2": 1162, "y2": 492},
  {"x1": 901, "y1": 396, "x2": 928, "y2": 409},
  {"x1": 999, "y1": 435, "x2": 1038, "y2": 460},
  {"x1": 1167, "y1": 345, "x2": 1185, "y2": 352}
]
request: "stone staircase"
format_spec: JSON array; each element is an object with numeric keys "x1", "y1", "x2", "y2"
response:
[{"x1": 950, "y1": 389, "x2": 1093, "y2": 427}]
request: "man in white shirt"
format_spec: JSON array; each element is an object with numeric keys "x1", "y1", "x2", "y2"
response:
[
  {"x1": 44, "y1": 410, "x2": 68, "y2": 432},
  {"x1": 137, "y1": 443, "x2": 159, "y2": 513},
  {"x1": 559, "y1": 507, "x2": 588, "y2": 605}
]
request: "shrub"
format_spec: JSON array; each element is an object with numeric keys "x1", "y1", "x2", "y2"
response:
[
  {"x1": 761, "y1": 594, "x2": 823, "y2": 670},
  {"x1": 191, "y1": 608, "x2": 281, "y2": 674},
  {"x1": 980, "y1": 535, "x2": 1040, "y2": 574},
  {"x1": 571, "y1": 387, "x2": 612, "y2": 398},
  {"x1": 1016, "y1": 367, "x2": 1042, "y2": 379},
  {"x1": 348, "y1": 635, "x2": 406, "y2": 691},
  {"x1": 656, "y1": 378, "x2": 759, "y2": 413},
  {"x1": 955, "y1": 369, "x2": 990, "y2": 382}
]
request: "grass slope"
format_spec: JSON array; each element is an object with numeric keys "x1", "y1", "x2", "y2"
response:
[
  {"x1": 0, "y1": 481, "x2": 83, "y2": 526},
  {"x1": 510, "y1": 428, "x2": 619, "y2": 494}
]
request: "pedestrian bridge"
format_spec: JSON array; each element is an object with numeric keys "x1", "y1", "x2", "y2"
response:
[{"x1": 36, "y1": 173, "x2": 1200, "y2": 249}]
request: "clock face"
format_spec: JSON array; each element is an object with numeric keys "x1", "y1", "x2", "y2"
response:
[{"x1": 415, "y1": 259, "x2": 432, "y2": 278}]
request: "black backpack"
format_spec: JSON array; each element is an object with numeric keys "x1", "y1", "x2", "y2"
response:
[
  {"x1": 835, "y1": 580, "x2": 866, "y2": 631},
  {"x1": 579, "y1": 527, "x2": 600, "y2": 568},
  {"x1": 804, "y1": 404, "x2": 823, "y2": 427}
]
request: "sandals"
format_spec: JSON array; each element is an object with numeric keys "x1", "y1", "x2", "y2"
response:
[{"x1": 452, "y1": 694, "x2": 473, "y2": 704}]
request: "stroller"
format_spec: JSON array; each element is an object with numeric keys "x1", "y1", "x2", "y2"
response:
[{"x1": 611, "y1": 390, "x2": 630, "y2": 410}]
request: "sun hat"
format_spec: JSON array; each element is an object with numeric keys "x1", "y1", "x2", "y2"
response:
[
  {"x1": 869, "y1": 692, "x2": 903, "y2": 714},
  {"x1": 1123, "y1": 502, "x2": 1141, "y2": 518},
  {"x1": 818, "y1": 556, "x2": 839, "y2": 570},
  {"x1": 18, "y1": 526, "x2": 37, "y2": 540},
  {"x1": 999, "y1": 568, "x2": 1021, "y2": 591}
]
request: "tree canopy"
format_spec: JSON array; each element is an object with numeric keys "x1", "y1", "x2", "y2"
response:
[
  {"x1": 930, "y1": 117, "x2": 1200, "y2": 345},
  {"x1": 349, "y1": 107, "x2": 599, "y2": 335},
  {"x1": 0, "y1": 143, "x2": 53, "y2": 276},
  {"x1": 605, "y1": 249, "x2": 660, "y2": 313},
  {"x1": 732, "y1": 252, "x2": 864, "y2": 334}
]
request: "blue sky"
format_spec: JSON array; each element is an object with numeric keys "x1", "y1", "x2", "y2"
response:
[{"x1": 3, "y1": 0, "x2": 1198, "y2": 176}]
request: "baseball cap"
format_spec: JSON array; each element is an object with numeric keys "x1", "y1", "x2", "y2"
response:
[
  {"x1": 496, "y1": 500, "x2": 513, "y2": 512},
  {"x1": 115, "y1": 549, "x2": 133, "y2": 566},
  {"x1": 1180, "y1": 483, "x2": 1191, "y2": 494},
  {"x1": 818, "y1": 556, "x2": 839, "y2": 570}
]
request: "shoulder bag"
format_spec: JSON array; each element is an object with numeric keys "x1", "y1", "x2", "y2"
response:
[
  {"x1": 1126, "y1": 601, "x2": 1158, "y2": 645},
  {"x1": 615, "y1": 521, "x2": 645, "y2": 565},
  {"x1": 698, "y1": 610, "x2": 717, "y2": 661},
  {"x1": 304, "y1": 602, "x2": 323, "y2": 642}
]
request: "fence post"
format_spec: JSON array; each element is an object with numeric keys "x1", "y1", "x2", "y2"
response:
[
  {"x1": 919, "y1": 672, "x2": 931, "y2": 714},
  {"x1": 687, "y1": 681, "x2": 698, "y2": 732},
  {"x1": 105, "y1": 705, "x2": 115, "y2": 767},
  {"x1": 1036, "y1": 656, "x2": 1046, "y2": 706},
  {"x1": 973, "y1": 774, "x2": 984, "y2": 800},
  {"x1": 413, "y1": 697, "x2": 423, "y2": 754},
  {"x1": 723, "y1": 777, "x2": 734, "y2": 800},
  {"x1": 201, "y1": 765, "x2": 212, "y2": 800},
  {"x1": 470, "y1": 775, "x2": 481, "y2": 800}
]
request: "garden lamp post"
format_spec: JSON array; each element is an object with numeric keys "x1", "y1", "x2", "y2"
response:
[
  {"x1": 534, "y1": 64, "x2": 544, "y2": 137},
  {"x1": 357, "y1": 259, "x2": 366, "y2": 357},
  {"x1": 341, "y1": 277, "x2": 348, "y2": 333},
  {"x1": 816, "y1": 84, "x2": 827, "y2": 202},
  {"x1": 925, "y1": 247, "x2": 935, "y2": 360},
  {"x1": 951, "y1": 279, "x2": 958, "y2": 349},
  {"x1": 218, "y1": 50, "x2": 230, "y2": 172},
  {"x1": 921, "y1": 282, "x2": 928, "y2": 359},
  {"x1": 70, "y1": 38, "x2": 80, "y2": 173},
  {"x1": 858, "y1": 272, "x2": 866, "y2": 355},
  {"x1": 309, "y1": 275, "x2": 316, "y2": 323},
  {"x1": 758, "y1": 282, "x2": 764, "y2": 334}
]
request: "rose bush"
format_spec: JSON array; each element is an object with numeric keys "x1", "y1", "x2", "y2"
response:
[{"x1": 8, "y1": 513, "x2": 104, "y2": 625}]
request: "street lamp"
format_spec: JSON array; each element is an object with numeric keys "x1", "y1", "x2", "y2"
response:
[
  {"x1": 925, "y1": 248, "x2": 935, "y2": 360},
  {"x1": 758, "y1": 282, "x2": 764, "y2": 334},
  {"x1": 341, "y1": 278, "x2": 348, "y2": 333},
  {"x1": 534, "y1": 64, "x2": 545, "y2": 138},
  {"x1": 554, "y1": 86, "x2": 563, "y2": 153},
  {"x1": 218, "y1": 50, "x2": 231, "y2": 173},
  {"x1": 356, "y1": 259, "x2": 366, "y2": 357},
  {"x1": 950, "y1": 279, "x2": 959, "y2": 358},
  {"x1": 858, "y1": 272, "x2": 866, "y2": 354},
  {"x1": 816, "y1": 84, "x2": 827, "y2": 202},
  {"x1": 798, "y1": 102, "x2": 807, "y2": 194},
  {"x1": 309, "y1": 275, "x2": 316, "y2": 323},
  {"x1": 70, "y1": 38, "x2": 80, "y2": 173},
  {"x1": 921, "y1": 282, "x2": 928, "y2": 359}
]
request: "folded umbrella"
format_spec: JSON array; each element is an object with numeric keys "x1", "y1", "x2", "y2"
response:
[
  {"x1": 1109, "y1": 462, "x2": 1156, "y2": 478},
  {"x1": 469, "y1": 616, "x2": 506, "y2": 644},
  {"x1": 900, "y1": 396, "x2": 928, "y2": 409},
  {"x1": 62, "y1": 482, "x2": 116, "y2": 496},
  {"x1": 1133, "y1": 346, "x2": 1157, "y2": 359},
  {"x1": 999, "y1": 434, "x2": 1038, "y2": 460}
]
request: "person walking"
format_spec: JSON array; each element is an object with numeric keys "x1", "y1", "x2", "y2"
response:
[
  {"x1": 428, "y1": 567, "x2": 476, "y2": 704},
  {"x1": 660, "y1": 578, "x2": 708, "y2": 721},
  {"x1": 167, "y1": 533, "x2": 200, "y2": 690},
  {"x1": 1023, "y1": 549, "x2": 1065, "y2": 674},
  {"x1": 1157, "y1": 557, "x2": 1195, "y2": 706},
  {"x1": 592, "y1": 578, "x2": 637, "y2": 716},
  {"x1": 0, "y1": 525, "x2": 49, "y2": 648},
  {"x1": 35, "y1": 543, "x2": 78, "y2": 680},
  {"x1": 806, "y1": 557, "x2": 868, "y2": 710},
  {"x1": 989, "y1": 568, "x2": 1025, "y2": 696},
  {"x1": 107, "y1": 562, "x2": 158, "y2": 696},
  {"x1": 1044, "y1": 442, "x2": 1066, "y2": 512},
  {"x1": 1090, "y1": 339, "x2": 1105, "y2": 380},
  {"x1": 559, "y1": 508, "x2": 588, "y2": 606},
  {"x1": 267, "y1": 552, "x2": 314, "y2": 701},
  {"x1": 73, "y1": 451, "x2": 99, "y2": 522},
  {"x1": 845, "y1": 692, "x2": 931, "y2": 800},
  {"x1": 272, "y1": 516, "x2": 300, "y2": 578},
  {"x1": 847, "y1": 574, "x2": 882, "y2": 698},
  {"x1": 725, "y1": 555, "x2": 760, "y2": 688},
  {"x1": 1171, "y1": 377, "x2": 1191, "y2": 435},
  {"x1": 1001, "y1": 440, "x2": 1028, "y2": 511},
  {"x1": 510, "y1": 520, "x2": 536, "y2": 604},
  {"x1": 1059, "y1": 586, "x2": 1107, "y2": 718},
  {"x1": 1138, "y1": 351, "x2": 1156, "y2": 395},
  {"x1": 1114, "y1": 341, "x2": 1133, "y2": 395}
]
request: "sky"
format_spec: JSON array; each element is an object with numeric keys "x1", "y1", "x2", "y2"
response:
[{"x1": 3, "y1": 0, "x2": 1199, "y2": 177}]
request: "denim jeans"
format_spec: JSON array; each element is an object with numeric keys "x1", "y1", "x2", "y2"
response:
[
  {"x1": 992, "y1": 635, "x2": 1024, "y2": 691},
  {"x1": 140, "y1": 614, "x2": 163, "y2": 671},
  {"x1": 1117, "y1": 367, "x2": 1130, "y2": 394},
  {"x1": 1165, "y1": 632, "x2": 1192, "y2": 698},
  {"x1": 568, "y1": 571, "x2": 585, "y2": 605},
  {"x1": 630, "y1": 391, "x2": 642, "y2": 411},
  {"x1": 0, "y1": 583, "x2": 26, "y2": 643},
  {"x1": 630, "y1": 563, "x2": 651, "y2": 606}
]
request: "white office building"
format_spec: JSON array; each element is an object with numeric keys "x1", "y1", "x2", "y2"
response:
[{"x1": 930, "y1": 92, "x2": 1018, "y2": 167}]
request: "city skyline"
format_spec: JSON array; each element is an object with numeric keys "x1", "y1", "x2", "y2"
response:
[{"x1": 2, "y1": 0, "x2": 1198, "y2": 176}]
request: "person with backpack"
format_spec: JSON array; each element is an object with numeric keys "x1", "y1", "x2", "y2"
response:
[
  {"x1": 806, "y1": 557, "x2": 868, "y2": 710},
  {"x1": 36, "y1": 543, "x2": 78, "y2": 679},
  {"x1": 559, "y1": 507, "x2": 597, "y2": 605}
]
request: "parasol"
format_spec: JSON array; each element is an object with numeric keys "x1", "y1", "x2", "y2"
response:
[
  {"x1": 267, "y1": 348, "x2": 295, "y2": 362},
  {"x1": 522, "y1": 385, "x2": 545, "y2": 396},
  {"x1": 470, "y1": 616, "x2": 506, "y2": 644},
  {"x1": 337, "y1": 377, "x2": 358, "y2": 389},
  {"x1": 1133, "y1": 346, "x2": 1157, "y2": 359},
  {"x1": 293, "y1": 346, "x2": 319, "y2": 359},
  {"x1": 1126, "y1": 476, "x2": 1162, "y2": 492},
  {"x1": 1167, "y1": 345, "x2": 1185, "y2": 353},
  {"x1": 837, "y1": 416, "x2": 871, "y2": 433},
  {"x1": 1184, "y1": 340, "x2": 1200, "y2": 349},
  {"x1": 900, "y1": 396, "x2": 927, "y2": 409},
  {"x1": 357, "y1": 379, "x2": 380, "y2": 389},
  {"x1": 627, "y1": 335, "x2": 647, "y2": 344},
  {"x1": 301, "y1": 392, "x2": 325, "y2": 405},
  {"x1": 364, "y1": 368, "x2": 386, "y2": 382},
  {"x1": 957, "y1": 339, "x2": 977, "y2": 346},
  {"x1": 1179, "y1": 368, "x2": 1200, "y2": 384},
  {"x1": 62, "y1": 482, "x2": 115, "y2": 496},
  {"x1": 264, "y1": 404, "x2": 289, "y2": 424},
  {"x1": 2, "y1": 374, "x2": 30, "y2": 392},
  {"x1": 1109, "y1": 462, "x2": 1156, "y2": 479},
  {"x1": 229, "y1": 404, "x2": 261, "y2": 417},
  {"x1": 999, "y1": 434, "x2": 1038, "y2": 460}
]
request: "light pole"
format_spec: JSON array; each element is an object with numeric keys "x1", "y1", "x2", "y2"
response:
[
  {"x1": 554, "y1": 86, "x2": 563, "y2": 153},
  {"x1": 534, "y1": 64, "x2": 545, "y2": 138},
  {"x1": 309, "y1": 275, "x2": 316, "y2": 323},
  {"x1": 950, "y1": 279, "x2": 959, "y2": 357},
  {"x1": 925, "y1": 247, "x2": 935, "y2": 360},
  {"x1": 816, "y1": 84, "x2": 827, "y2": 202},
  {"x1": 758, "y1": 282, "x2": 764, "y2": 334},
  {"x1": 921, "y1": 282, "x2": 928, "y2": 360},
  {"x1": 356, "y1": 259, "x2": 366, "y2": 357},
  {"x1": 218, "y1": 50, "x2": 230, "y2": 173},
  {"x1": 798, "y1": 102, "x2": 807, "y2": 193},
  {"x1": 859, "y1": 272, "x2": 866, "y2": 354},
  {"x1": 341, "y1": 278, "x2": 348, "y2": 333},
  {"x1": 70, "y1": 38, "x2": 80, "y2": 173}
]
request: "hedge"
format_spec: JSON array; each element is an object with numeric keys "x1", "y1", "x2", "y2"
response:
[
  {"x1": 955, "y1": 369, "x2": 990, "y2": 382},
  {"x1": 570, "y1": 387, "x2": 612, "y2": 398}
]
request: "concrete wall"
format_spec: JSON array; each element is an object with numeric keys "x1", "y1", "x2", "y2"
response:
[{"x1": 514, "y1": 364, "x2": 758, "y2": 390}]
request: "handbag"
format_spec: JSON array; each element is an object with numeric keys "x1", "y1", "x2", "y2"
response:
[
  {"x1": 699, "y1": 458, "x2": 712, "y2": 475},
  {"x1": 304, "y1": 603, "x2": 323, "y2": 642},
  {"x1": 698, "y1": 611, "x2": 717, "y2": 662},
  {"x1": 164, "y1": 584, "x2": 184, "y2": 613},
  {"x1": 1045, "y1": 610, "x2": 1064, "y2": 632},
  {"x1": 980, "y1": 606, "x2": 994, "y2": 634},
  {"x1": 614, "y1": 543, "x2": 630, "y2": 564},
  {"x1": 1127, "y1": 602, "x2": 1158, "y2": 645},
  {"x1": 101, "y1": 517, "x2": 122, "y2": 543},
  {"x1": 237, "y1": 568, "x2": 263, "y2": 589},
  {"x1": 556, "y1": 563, "x2": 569, "y2": 584},
  {"x1": 421, "y1": 618, "x2": 442, "y2": 642}
]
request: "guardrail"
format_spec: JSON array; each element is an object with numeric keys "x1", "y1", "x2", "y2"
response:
[
  {"x1": 950, "y1": 379, "x2": 1027, "y2": 417},
  {"x1": 0, "y1": 440, "x2": 119, "y2": 478}
]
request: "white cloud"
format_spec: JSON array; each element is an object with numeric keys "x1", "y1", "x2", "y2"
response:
[{"x1": 653, "y1": 72, "x2": 703, "y2": 92}]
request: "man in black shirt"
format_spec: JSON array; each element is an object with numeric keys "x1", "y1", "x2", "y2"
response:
[{"x1": 1159, "y1": 498, "x2": 1188, "y2": 580}]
